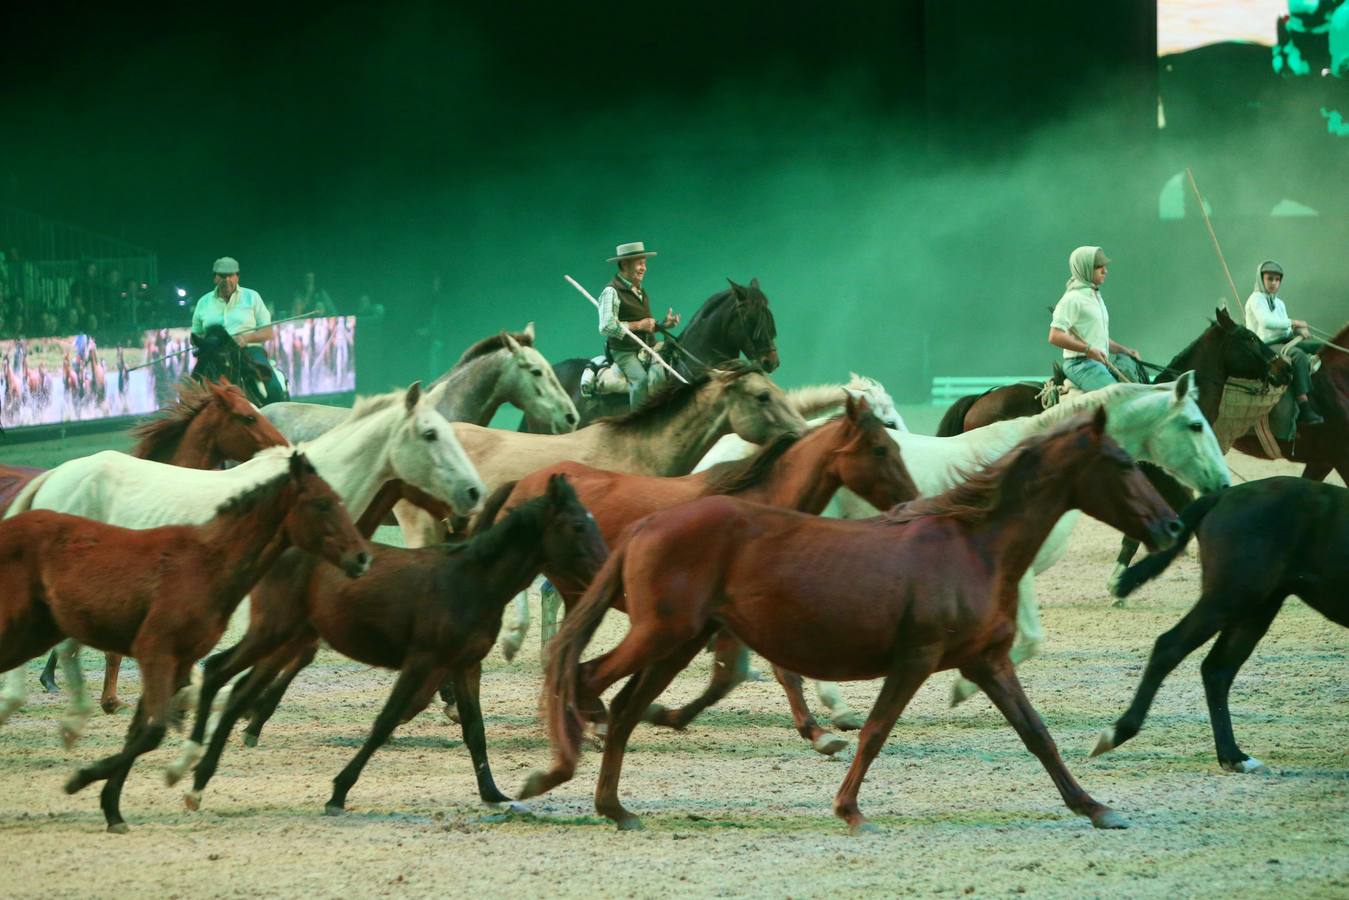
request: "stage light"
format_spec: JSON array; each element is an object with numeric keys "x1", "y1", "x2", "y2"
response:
[{"x1": 175, "y1": 287, "x2": 188, "y2": 297}]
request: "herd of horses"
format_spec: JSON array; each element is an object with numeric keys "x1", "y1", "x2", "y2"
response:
[{"x1": 0, "y1": 283, "x2": 1344, "y2": 837}]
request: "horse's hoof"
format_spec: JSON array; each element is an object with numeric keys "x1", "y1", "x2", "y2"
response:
[
  {"x1": 519, "y1": 772, "x2": 549, "y2": 800},
  {"x1": 63, "y1": 772, "x2": 86, "y2": 795},
  {"x1": 949, "y1": 678, "x2": 979, "y2": 708},
  {"x1": 1110, "y1": 597, "x2": 1128, "y2": 609},
  {"x1": 242, "y1": 733, "x2": 258, "y2": 748},
  {"x1": 615, "y1": 815, "x2": 643, "y2": 832},
  {"x1": 499, "y1": 633, "x2": 523, "y2": 663},
  {"x1": 742, "y1": 666, "x2": 766, "y2": 683},
  {"x1": 106, "y1": 822, "x2": 130, "y2": 835},
  {"x1": 59, "y1": 724, "x2": 83, "y2": 751},
  {"x1": 324, "y1": 803, "x2": 345, "y2": 817},
  {"x1": 848, "y1": 820, "x2": 881, "y2": 836},
  {"x1": 643, "y1": 703, "x2": 685, "y2": 730},
  {"x1": 164, "y1": 740, "x2": 203, "y2": 787},
  {"x1": 101, "y1": 698, "x2": 125, "y2": 715},
  {"x1": 39, "y1": 678, "x2": 59, "y2": 694},
  {"x1": 184, "y1": 791, "x2": 202, "y2": 811},
  {"x1": 1090, "y1": 727, "x2": 1118, "y2": 758},
  {"x1": 1222, "y1": 756, "x2": 1268, "y2": 774},
  {"x1": 487, "y1": 799, "x2": 530, "y2": 814},
  {"x1": 830, "y1": 711, "x2": 865, "y2": 731},
  {"x1": 443, "y1": 704, "x2": 460, "y2": 725},
  {"x1": 812, "y1": 732, "x2": 848, "y2": 756},
  {"x1": 1090, "y1": 808, "x2": 1130, "y2": 830}
]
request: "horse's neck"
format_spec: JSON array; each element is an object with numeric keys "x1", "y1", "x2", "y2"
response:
[
  {"x1": 969, "y1": 478, "x2": 1074, "y2": 591},
  {"x1": 299, "y1": 407, "x2": 398, "y2": 513},
  {"x1": 199, "y1": 487, "x2": 299, "y2": 612},
  {"x1": 736, "y1": 429, "x2": 839, "y2": 514},
  {"x1": 355, "y1": 480, "x2": 404, "y2": 537},
  {"x1": 161, "y1": 416, "x2": 220, "y2": 469},
  {"x1": 677, "y1": 303, "x2": 736, "y2": 365},
  {"x1": 1164, "y1": 339, "x2": 1223, "y2": 422},
  {"x1": 455, "y1": 524, "x2": 547, "y2": 614},
  {"x1": 605, "y1": 388, "x2": 730, "y2": 475},
  {"x1": 434, "y1": 353, "x2": 504, "y2": 425}
]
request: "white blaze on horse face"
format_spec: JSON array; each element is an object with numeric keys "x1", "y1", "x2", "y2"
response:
[{"x1": 390, "y1": 401, "x2": 486, "y2": 516}]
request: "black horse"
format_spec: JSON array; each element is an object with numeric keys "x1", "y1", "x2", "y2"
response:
[
  {"x1": 1094, "y1": 476, "x2": 1349, "y2": 773},
  {"x1": 191, "y1": 324, "x2": 288, "y2": 408},
  {"x1": 521, "y1": 278, "x2": 779, "y2": 431}
]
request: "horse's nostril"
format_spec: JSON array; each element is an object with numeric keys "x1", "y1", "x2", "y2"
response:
[
  {"x1": 467, "y1": 486, "x2": 481, "y2": 503},
  {"x1": 565, "y1": 412, "x2": 577, "y2": 424},
  {"x1": 1165, "y1": 519, "x2": 1184, "y2": 538}
]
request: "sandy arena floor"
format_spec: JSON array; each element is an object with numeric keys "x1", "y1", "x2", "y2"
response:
[{"x1": 0, "y1": 444, "x2": 1344, "y2": 898}]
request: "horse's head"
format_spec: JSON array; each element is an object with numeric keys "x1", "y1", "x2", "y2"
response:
[
  {"x1": 280, "y1": 452, "x2": 372, "y2": 578},
  {"x1": 500, "y1": 325, "x2": 579, "y2": 434},
  {"x1": 537, "y1": 473, "x2": 608, "y2": 588},
  {"x1": 715, "y1": 363, "x2": 809, "y2": 444},
  {"x1": 388, "y1": 381, "x2": 487, "y2": 517},
  {"x1": 1047, "y1": 407, "x2": 1182, "y2": 552},
  {"x1": 1111, "y1": 375, "x2": 1230, "y2": 495},
  {"x1": 1214, "y1": 306, "x2": 1291, "y2": 386},
  {"x1": 844, "y1": 372, "x2": 906, "y2": 431},
  {"x1": 728, "y1": 278, "x2": 779, "y2": 372},
  {"x1": 823, "y1": 395, "x2": 919, "y2": 510},
  {"x1": 206, "y1": 378, "x2": 289, "y2": 462}
]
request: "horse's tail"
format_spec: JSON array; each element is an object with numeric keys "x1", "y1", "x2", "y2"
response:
[
  {"x1": 935, "y1": 394, "x2": 980, "y2": 437},
  {"x1": 1113, "y1": 490, "x2": 1224, "y2": 598},
  {"x1": 470, "y1": 480, "x2": 519, "y2": 536},
  {"x1": 540, "y1": 541, "x2": 627, "y2": 787},
  {"x1": 3, "y1": 468, "x2": 53, "y2": 518}
]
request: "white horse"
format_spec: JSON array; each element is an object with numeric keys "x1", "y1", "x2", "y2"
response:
[{"x1": 0, "y1": 382, "x2": 486, "y2": 744}]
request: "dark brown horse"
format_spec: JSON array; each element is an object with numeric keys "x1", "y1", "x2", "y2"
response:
[
  {"x1": 172, "y1": 474, "x2": 606, "y2": 816},
  {"x1": 0, "y1": 453, "x2": 370, "y2": 833},
  {"x1": 482, "y1": 396, "x2": 918, "y2": 753},
  {"x1": 523, "y1": 409, "x2": 1182, "y2": 833},
  {"x1": 1094, "y1": 476, "x2": 1349, "y2": 773},
  {"x1": 935, "y1": 308, "x2": 1285, "y2": 435}
]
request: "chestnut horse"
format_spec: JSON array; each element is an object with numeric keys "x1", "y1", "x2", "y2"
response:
[
  {"x1": 1094, "y1": 476, "x2": 1349, "y2": 773},
  {"x1": 479, "y1": 396, "x2": 918, "y2": 755},
  {"x1": 525, "y1": 409, "x2": 1182, "y2": 833},
  {"x1": 0, "y1": 453, "x2": 371, "y2": 833},
  {"x1": 172, "y1": 474, "x2": 606, "y2": 816},
  {"x1": 31, "y1": 377, "x2": 290, "y2": 708}
]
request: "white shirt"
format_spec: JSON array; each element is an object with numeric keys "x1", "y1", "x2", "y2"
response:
[
  {"x1": 1244, "y1": 291, "x2": 1293, "y2": 343},
  {"x1": 1050, "y1": 289, "x2": 1110, "y2": 358},
  {"x1": 192, "y1": 286, "x2": 271, "y2": 337}
]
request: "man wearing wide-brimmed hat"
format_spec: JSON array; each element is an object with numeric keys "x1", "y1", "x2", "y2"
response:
[{"x1": 597, "y1": 241, "x2": 681, "y2": 408}]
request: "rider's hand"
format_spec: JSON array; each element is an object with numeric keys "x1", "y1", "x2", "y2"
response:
[
  {"x1": 661, "y1": 308, "x2": 681, "y2": 330},
  {"x1": 234, "y1": 334, "x2": 249, "y2": 347},
  {"x1": 633, "y1": 317, "x2": 657, "y2": 333},
  {"x1": 1124, "y1": 346, "x2": 1141, "y2": 360},
  {"x1": 1296, "y1": 324, "x2": 1311, "y2": 338},
  {"x1": 1086, "y1": 347, "x2": 1108, "y2": 364}
]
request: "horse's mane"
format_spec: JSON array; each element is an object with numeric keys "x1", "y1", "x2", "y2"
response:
[
  {"x1": 883, "y1": 421, "x2": 1076, "y2": 525},
  {"x1": 453, "y1": 330, "x2": 535, "y2": 369},
  {"x1": 344, "y1": 388, "x2": 407, "y2": 423},
  {"x1": 1157, "y1": 323, "x2": 1215, "y2": 380},
  {"x1": 213, "y1": 467, "x2": 292, "y2": 518},
  {"x1": 682, "y1": 284, "x2": 776, "y2": 345},
  {"x1": 452, "y1": 477, "x2": 581, "y2": 563},
  {"x1": 787, "y1": 384, "x2": 847, "y2": 418},
  {"x1": 699, "y1": 432, "x2": 800, "y2": 495},
  {"x1": 593, "y1": 360, "x2": 766, "y2": 432},
  {"x1": 128, "y1": 379, "x2": 224, "y2": 461}
]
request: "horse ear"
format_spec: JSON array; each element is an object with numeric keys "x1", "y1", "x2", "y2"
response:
[
  {"x1": 1216, "y1": 306, "x2": 1234, "y2": 328},
  {"x1": 1173, "y1": 370, "x2": 1194, "y2": 402},
  {"x1": 749, "y1": 277, "x2": 760, "y2": 290},
  {"x1": 404, "y1": 381, "x2": 423, "y2": 412},
  {"x1": 547, "y1": 473, "x2": 568, "y2": 502},
  {"x1": 501, "y1": 331, "x2": 522, "y2": 354},
  {"x1": 726, "y1": 278, "x2": 744, "y2": 297},
  {"x1": 288, "y1": 451, "x2": 308, "y2": 480},
  {"x1": 1089, "y1": 405, "x2": 1108, "y2": 439},
  {"x1": 522, "y1": 322, "x2": 536, "y2": 341}
]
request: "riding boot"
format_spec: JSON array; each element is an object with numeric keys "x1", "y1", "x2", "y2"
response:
[{"x1": 1298, "y1": 399, "x2": 1325, "y2": 426}]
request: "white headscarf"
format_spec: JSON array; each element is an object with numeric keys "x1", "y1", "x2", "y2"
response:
[{"x1": 1061, "y1": 245, "x2": 1106, "y2": 300}]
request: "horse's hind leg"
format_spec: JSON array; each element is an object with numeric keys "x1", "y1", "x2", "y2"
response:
[
  {"x1": 39, "y1": 650, "x2": 58, "y2": 693},
  {"x1": 769, "y1": 666, "x2": 848, "y2": 755},
  {"x1": 644, "y1": 631, "x2": 749, "y2": 731},
  {"x1": 1109, "y1": 538, "x2": 1141, "y2": 601},
  {"x1": 56, "y1": 640, "x2": 96, "y2": 747},
  {"x1": 450, "y1": 663, "x2": 515, "y2": 807},
  {"x1": 326, "y1": 662, "x2": 431, "y2": 815},
  {"x1": 1091, "y1": 596, "x2": 1229, "y2": 758},
  {"x1": 594, "y1": 633, "x2": 711, "y2": 831},
  {"x1": 100, "y1": 653, "x2": 125, "y2": 713},
  {"x1": 498, "y1": 590, "x2": 530, "y2": 662},
  {"x1": 1200, "y1": 600, "x2": 1283, "y2": 773},
  {"x1": 963, "y1": 654, "x2": 1125, "y2": 830},
  {"x1": 242, "y1": 640, "x2": 317, "y2": 746}
]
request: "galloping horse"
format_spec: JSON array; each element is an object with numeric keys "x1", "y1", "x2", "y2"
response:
[
  {"x1": 172, "y1": 474, "x2": 608, "y2": 815},
  {"x1": 524, "y1": 409, "x2": 1182, "y2": 833},
  {"x1": 0, "y1": 453, "x2": 371, "y2": 833},
  {"x1": 1095, "y1": 477, "x2": 1349, "y2": 773},
  {"x1": 524, "y1": 279, "x2": 780, "y2": 430}
]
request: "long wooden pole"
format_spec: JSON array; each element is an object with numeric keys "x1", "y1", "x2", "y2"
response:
[
  {"x1": 1185, "y1": 167, "x2": 1243, "y2": 312},
  {"x1": 564, "y1": 275, "x2": 689, "y2": 384}
]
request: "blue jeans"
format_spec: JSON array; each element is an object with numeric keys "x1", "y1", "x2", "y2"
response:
[{"x1": 1062, "y1": 356, "x2": 1118, "y2": 392}]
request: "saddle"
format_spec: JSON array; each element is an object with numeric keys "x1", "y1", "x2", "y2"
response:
[{"x1": 579, "y1": 342, "x2": 665, "y2": 398}]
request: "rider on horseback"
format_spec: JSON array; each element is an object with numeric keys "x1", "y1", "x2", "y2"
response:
[
  {"x1": 191, "y1": 256, "x2": 285, "y2": 403},
  {"x1": 1048, "y1": 246, "x2": 1142, "y2": 390},
  {"x1": 1244, "y1": 260, "x2": 1324, "y2": 426},
  {"x1": 596, "y1": 242, "x2": 680, "y2": 408}
]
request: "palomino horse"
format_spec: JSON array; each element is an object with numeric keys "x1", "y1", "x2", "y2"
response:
[
  {"x1": 465, "y1": 397, "x2": 917, "y2": 755},
  {"x1": 1231, "y1": 322, "x2": 1349, "y2": 482},
  {"x1": 686, "y1": 378, "x2": 1227, "y2": 732},
  {"x1": 525, "y1": 409, "x2": 1182, "y2": 833},
  {"x1": 1, "y1": 382, "x2": 484, "y2": 742},
  {"x1": 526, "y1": 279, "x2": 780, "y2": 430},
  {"x1": 33, "y1": 377, "x2": 290, "y2": 707},
  {"x1": 0, "y1": 453, "x2": 370, "y2": 833},
  {"x1": 1095, "y1": 476, "x2": 1349, "y2": 773},
  {"x1": 172, "y1": 475, "x2": 607, "y2": 815}
]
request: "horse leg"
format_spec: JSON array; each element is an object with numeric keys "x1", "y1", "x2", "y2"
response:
[
  {"x1": 963, "y1": 654, "x2": 1125, "y2": 829},
  {"x1": 832, "y1": 661, "x2": 933, "y2": 835},
  {"x1": 65, "y1": 657, "x2": 175, "y2": 833},
  {"x1": 40, "y1": 650, "x2": 59, "y2": 693},
  {"x1": 0, "y1": 668, "x2": 26, "y2": 726},
  {"x1": 1108, "y1": 538, "x2": 1142, "y2": 601},
  {"x1": 1301, "y1": 461, "x2": 1332, "y2": 482},
  {"x1": 56, "y1": 639, "x2": 96, "y2": 748},
  {"x1": 1091, "y1": 597, "x2": 1229, "y2": 758},
  {"x1": 1199, "y1": 601, "x2": 1283, "y2": 773},
  {"x1": 241, "y1": 640, "x2": 318, "y2": 746},
  {"x1": 449, "y1": 663, "x2": 516, "y2": 808},
  {"x1": 540, "y1": 579, "x2": 563, "y2": 645},
  {"x1": 498, "y1": 590, "x2": 530, "y2": 662},
  {"x1": 953, "y1": 575, "x2": 1042, "y2": 707},
  {"x1": 326, "y1": 662, "x2": 430, "y2": 815},
  {"x1": 594, "y1": 633, "x2": 712, "y2": 830},
  {"x1": 100, "y1": 653, "x2": 125, "y2": 714},
  {"x1": 769, "y1": 666, "x2": 848, "y2": 755},
  {"x1": 815, "y1": 681, "x2": 865, "y2": 731},
  {"x1": 644, "y1": 631, "x2": 748, "y2": 731}
]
